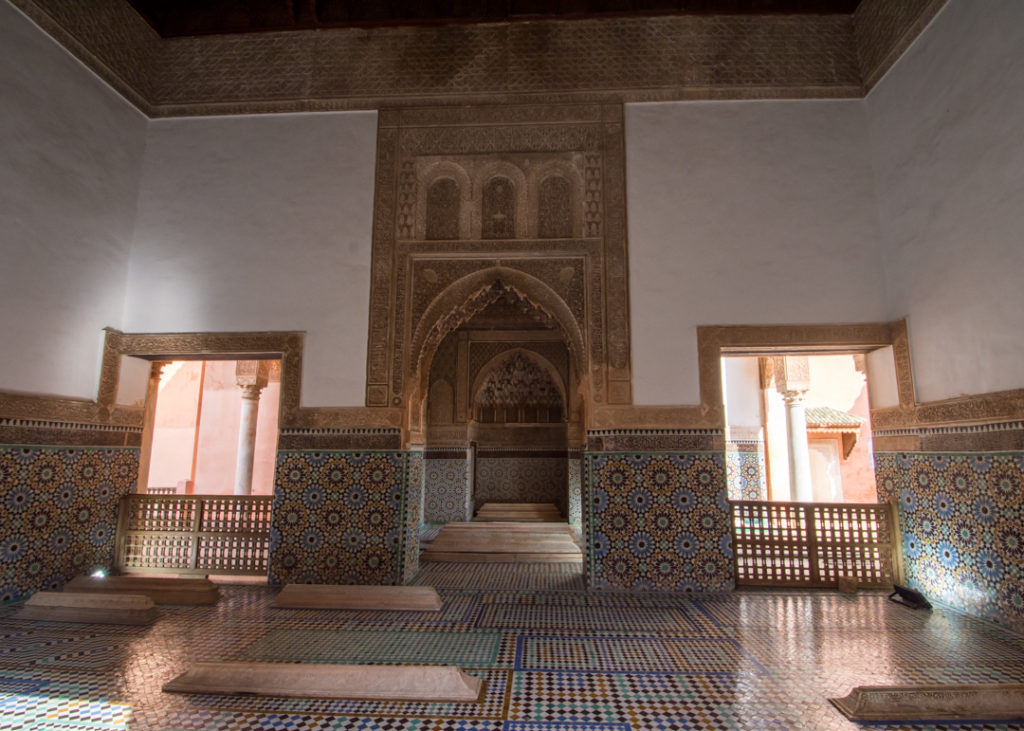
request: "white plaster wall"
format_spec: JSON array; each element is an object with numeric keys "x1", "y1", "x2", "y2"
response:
[
  {"x1": 866, "y1": 346, "x2": 899, "y2": 409},
  {"x1": 0, "y1": 1, "x2": 146, "y2": 399},
  {"x1": 722, "y1": 357, "x2": 762, "y2": 428},
  {"x1": 123, "y1": 112, "x2": 377, "y2": 407},
  {"x1": 626, "y1": 100, "x2": 886, "y2": 406},
  {"x1": 866, "y1": 0, "x2": 1024, "y2": 402}
]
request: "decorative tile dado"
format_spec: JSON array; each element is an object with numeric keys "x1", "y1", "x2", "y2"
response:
[
  {"x1": 0, "y1": 419, "x2": 142, "y2": 448},
  {"x1": 873, "y1": 419, "x2": 1024, "y2": 453},
  {"x1": 584, "y1": 452, "x2": 732, "y2": 592},
  {"x1": 875, "y1": 451, "x2": 1024, "y2": 632},
  {"x1": 587, "y1": 429, "x2": 723, "y2": 452},
  {"x1": 476, "y1": 457, "x2": 568, "y2": 512},
  {"x1": 725, "y1": 450, "x2": 767, "y2": 501},
  {"x1": 423, "y1": 457, "x2": 470, "y2": 523},
  {"x1": 401, "y1": 450, "x2": 422, "y2": 582},
  {"x1": 0, "y1": 445, "x2": 139, "y2": 601},
  {"x1": 277, "y1": 427, "x2": 403, "y2": 450},
  {"x1": 568, "y1": 453, "x2": 583, "y2": 530},
  {"x1": 269, "y1": 450, "x2": 411, "y2": 585}
]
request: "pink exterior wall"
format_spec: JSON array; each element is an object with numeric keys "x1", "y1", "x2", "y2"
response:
[
  {"x1": 807, "y1": 357, "x2": 877, "y2": 503},
  {"x1": 192, "y1": 361, "x2": 241, "y2": 494},
  {"x1": 147, "y1": 361, "x2": 203, "y2": 490},
  {"x1": 839, "y1": 382, "x2": 877, "y2": 503}
]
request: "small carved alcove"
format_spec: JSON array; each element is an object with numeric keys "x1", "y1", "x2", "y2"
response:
[
  {"x1": 482, "y1": 177, "x2": 515, "y2": 239},
  {"x1": 426, "y1": 178, "x2": 460, "y2": 240}
]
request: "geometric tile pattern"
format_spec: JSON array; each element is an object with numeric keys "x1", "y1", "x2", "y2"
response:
[
  {"x1": 402, "y1": 451, "x2": 423, "y2": 583},
  {"x1": 270, "y1": 450, "x2": 410, "y2": 586},
  {"x1": 423, "y1": 457, "x2": 470, "y2": 523},
  {"x1": 411, "y1": 562, "x2": 587, "y2": 591},
  {"x1": 473, "y1": 605, "x2": 702, "y2": 634},
  {"x1": 875, "y1": 451, "x2": 1024, "y2": 633},
  {"x1": 241, "y1": 629, "x2": 503, "y2": 666},
  {"x1": 517, "y1": 636, "x2": 765, "y2": 674},
  {"x1": 568, "y1": 456, "x2": 583, "y2": 528},
  {"x1": 0, "y1": 629, "x2": 133, "y2": 669},
  {"x1": 4, "y1": 580, "x2": 1024, "y2": 730},
  {"x1": 503, "y1": 720, "x2": 630, "y2": 724},
  {"x1": 725, "y1": 449, "x2": 767, "y2": 501},
  {"x1": 476, "y1": 457, "x2": 568, "y2": 512},
  {"x1": 0, "y1": 445, "x2": 139, "y2": 601},
  {"x1": 584, "y1": 452, "x2": 732, "y2": 592}
]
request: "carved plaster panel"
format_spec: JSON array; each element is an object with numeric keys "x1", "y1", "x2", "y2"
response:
[
  {"x1": 13, "y1": 0, "x2": 948, "y2": 117},
  {"x1": 854, "y1": 0, "x2": 949, "y2": 92},
  {"x1": 367, "y1": 104, "x2": 633, "y2": 429}
]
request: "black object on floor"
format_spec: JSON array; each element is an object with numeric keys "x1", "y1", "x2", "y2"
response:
[{"x1": 889, "y1": 583, "x2": 932, "y2": 610}]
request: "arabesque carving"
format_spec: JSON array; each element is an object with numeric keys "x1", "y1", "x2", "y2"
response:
[
  {"x1": 474, "y1": 353, "x2": 563, "y2": 423},
  {"x1": 366, "y1": 104, "x2": 631, "y2": 428}
]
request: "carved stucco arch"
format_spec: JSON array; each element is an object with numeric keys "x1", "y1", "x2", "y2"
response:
[
  {"x1": 407, "y1": 266, "x2": 587, "y2": 439},
  {"x1": 470, "y1": 348, "x2": 569, "y2": 416}
]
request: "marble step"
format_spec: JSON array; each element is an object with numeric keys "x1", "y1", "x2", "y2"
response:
[
  {"x1": 65, "y1": 575, "x2": 220, "y2": 605},
  {"x1": 164, "y1": 662, "x2": 483, "y2": 701},
  {"x1": 474, "y1": 510, "x2": 563, "y2": 521},
  {"x1": 19, "y1": 590, "x2": 157, "y2": 625},
  {"x1": 830, "y1": 683, "x2": 1024, "y2": 721},
  {"x1": 441, "y1": 521, "x2": 572, "y2": 532},
  {"x1": 476, "y1": 504, "x2": 560, "y2": 513},
  {"x1": 272, "y1": 584, "x2": 442, "y2": 611}
]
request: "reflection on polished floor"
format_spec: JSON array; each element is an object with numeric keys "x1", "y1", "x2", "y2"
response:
[{"x1": 2, "y1": 563, "x2": 1024, "y2": 730}]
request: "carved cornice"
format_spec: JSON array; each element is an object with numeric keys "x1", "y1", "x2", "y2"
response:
[
  {"x1": 854, "y1": 0, "x2": 949, "y2": 92},
  {"x1": 871, "y1": 391, "x2": 1024, "y2": 432},
  {"x1": 10, "y1": 0, "x2": 946, "y2": 117}
]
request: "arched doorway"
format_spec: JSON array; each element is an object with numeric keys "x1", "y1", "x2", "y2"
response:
[{"x1": 410, "y1": 271, "x2": 586, "y2": 557}]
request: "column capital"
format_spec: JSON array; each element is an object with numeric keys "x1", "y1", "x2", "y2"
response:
[
  {"x1": 239, "y1": 383, "x2": 264, "y2": 401},
  {"x1": 781, "y1": 389, "x2": 807, "y2": 405},
  {"x1": 236, "y1": 360, "x2": 271, "y2": 390},
  {"x1": 773, "y1": 355, "x2": 810, "y2": 394}
]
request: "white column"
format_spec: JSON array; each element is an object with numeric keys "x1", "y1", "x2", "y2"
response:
[
  {"x1": 782, "y1": 389, "x2": 814, "y2": 502},
  {"x1": 233, "y1": 384, "x2": 263, "y2": 496}
]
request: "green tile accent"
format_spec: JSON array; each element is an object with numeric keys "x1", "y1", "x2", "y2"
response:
[{"x1": 240, "y1": 629, "x2": 503, "y2": 667}]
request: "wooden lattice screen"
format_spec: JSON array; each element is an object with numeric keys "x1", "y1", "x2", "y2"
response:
[
  {"x1": 731, "y1": 500, "x2": 902, "y2": 588},
  {"x1": 114, "y1": 494, "x2": 272, "y2": 576}
]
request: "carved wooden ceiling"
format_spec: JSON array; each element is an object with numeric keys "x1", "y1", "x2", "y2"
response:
[{"x1": 126, "y1": 0, "x2": 862, "y2": 37}]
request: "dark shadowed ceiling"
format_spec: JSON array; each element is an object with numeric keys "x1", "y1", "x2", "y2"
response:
[{"x1": 127, "y1": 0, "x2": 862, "y2": 37}]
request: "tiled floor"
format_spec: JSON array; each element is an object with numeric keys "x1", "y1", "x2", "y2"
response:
[{"x1": 2, "y1": 563, "x2": 1024, "y2": 730}]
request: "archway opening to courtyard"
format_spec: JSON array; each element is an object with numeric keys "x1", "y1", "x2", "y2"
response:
[
  {"x1": 721, "y1": 353, "x2": 878, "y2": 504},
  {"x1": 415, "y1": 279, "x2": 585, "y2": 563},
  {"x1": 114, "y1": 356, "x2": 282, "y2": 582},
  {"x1": 142, "y1": 359, "x2": 282, "y2": 497}
]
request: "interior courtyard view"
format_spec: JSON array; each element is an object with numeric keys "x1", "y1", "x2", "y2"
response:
[{"x1": 1, "y1": 0, "x2": 1022, "y2": 728}]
